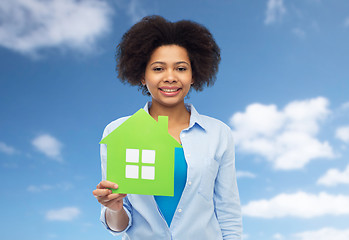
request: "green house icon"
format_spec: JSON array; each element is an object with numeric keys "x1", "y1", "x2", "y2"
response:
[{"x1": 100, "y1": 109, "x2": 182, "y2": 196}]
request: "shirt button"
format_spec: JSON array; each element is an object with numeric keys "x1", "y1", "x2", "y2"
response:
[
  {"x1": 178, "y1": 209, "x2": 182, "y2": 213},
  {"x1": 188, "y1": 181, "x2": 192, "y2": 186},
  {"x1": 181, "y1": 133, "x2": 185, "y2": 138}
]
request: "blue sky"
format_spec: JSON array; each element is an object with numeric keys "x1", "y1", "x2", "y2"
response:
[{"x1": 1, "y1": 0, "x2": 349, "y2": 239}]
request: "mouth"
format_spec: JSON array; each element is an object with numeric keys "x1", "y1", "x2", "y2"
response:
[
  {"x1": 159, "y1": 87, "x2": 181, "y2": 96},
  {"x1": 159, "y1": 87, "x2": 181, "y2": 93}
]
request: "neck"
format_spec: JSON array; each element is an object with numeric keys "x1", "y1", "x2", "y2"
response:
[{"x1": 148, "y1": 100, "x2": 190, "y2": 127}]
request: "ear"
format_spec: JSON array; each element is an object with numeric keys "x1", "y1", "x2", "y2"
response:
[
  {"x1": 141, "y1": 78, "x2": 146, "y2": 86},
  {"x1": 191, "y1": 79, "x2": 194, "y2": 85}
]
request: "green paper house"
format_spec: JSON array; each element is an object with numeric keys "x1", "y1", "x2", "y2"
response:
[{"x1": 100, "y1": 109, "x2": 182, "y2": 196}]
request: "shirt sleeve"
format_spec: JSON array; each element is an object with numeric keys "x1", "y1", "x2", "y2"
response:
[
  {"x1": 99, "y1": 126, "x2": 133, "y2": 236},
  {"x1": 213, "y1": 127, "x2": 243, "y2": 240}
]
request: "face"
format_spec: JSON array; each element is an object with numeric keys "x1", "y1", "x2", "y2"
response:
[{"x1": 142, "y1": 45, "x2": 193, "y2": 108}]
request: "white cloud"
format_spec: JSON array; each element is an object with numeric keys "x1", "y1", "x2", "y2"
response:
[
  {"x1": 46, "y1": 207, "x2": 80, "y2": 221},
  {"x1": 126, "y1": 0, "x2": 147, "y2": 23},
  {"x1": 317, "y1": 164, "x2": 349, "y2": 186},
  {"x1": 242, "y1": 233, "x2": 249, "y2": 239},
  {"x1": 265, "y1": 0, "x2": 286, "y2": 25},
  {"x1": 47, "y1": 233, "x2": 58, "y2": 239},
  {"x1": 27, "y1": 184, "x2": 53, "y2": 192},
  {"x1": 273, "y1": 233, "x2": 285, "y2": 240},
  {"x1": 0, "y1": 142, "x2": 16, "y2": 155},
  {"x1": 294, "y1": 227, "x2": 349, "y2": 240},
  {"x1": 236, "y1": 171, "x2": 256, "y2": 179},
  {"x1": 336, "y1": 126, "x2": 349, "y2": 143},
  {"x1": 114, "y1": 0, "x2": 147, "y2": 24},
  {"x1": 340, "y1": 101, "x2": 349, "y2": 110},
  {"x1": 0, "y1": 0, "x2": 112, "y2": 56},
  {"x1": 242, "y1": 191, "x2": 349, "y2": 218},
  {"x1": 32, "y1": 134, "x2": 63, "y2": 161},
  {"x1": 292, "y1": 28, "x2": 306, "y2": 38},
  {"x1": 344, "y1": 17, "x2": 349, "y2": 27},
  {"x1": 2, "y1": 162, "x2": 18, "y2": 168},
  {"x1": 27, "y1": 182, "x2": 72, "y2": 192},
  {"x1": 231, "y1": 97, "x2": 334, "y2": 170}
]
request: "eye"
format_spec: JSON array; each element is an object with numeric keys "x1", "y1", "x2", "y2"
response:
[
  {"x1": 177, "y1": 67, "x2": 187, "y2": 72},
  {"x1": 153, "y1": 67, "x2": 163, "y2": 72}
]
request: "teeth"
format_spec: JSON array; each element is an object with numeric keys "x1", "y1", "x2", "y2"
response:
[{"x1": 161, "y1": 88, "x2": 178, "y2": 92}]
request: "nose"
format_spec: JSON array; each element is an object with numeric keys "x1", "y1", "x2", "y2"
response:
[{"x1": 164, "y1": 69, "x2": 177, "y2": 83}]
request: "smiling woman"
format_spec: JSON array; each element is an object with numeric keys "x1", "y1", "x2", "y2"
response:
[
  {"x1": 142, "y1": 45, "x2": 193, "y2": 110},
  {"x1": 116, "y1": 15, "x2": 220, "y2": 95},
  {"x1": 93, "y1": 15, "x2": 242, "y2": 240}
]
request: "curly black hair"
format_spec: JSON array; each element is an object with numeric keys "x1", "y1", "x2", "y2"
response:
[{"x1": 116, "y1": 15, "x2": 221, "y2": 95}]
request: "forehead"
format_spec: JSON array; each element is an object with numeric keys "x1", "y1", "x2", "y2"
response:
[{"x1": 148, "y1": 45, "x2": 190, "y2": 63}]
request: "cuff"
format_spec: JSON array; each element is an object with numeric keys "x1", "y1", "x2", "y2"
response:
[{"x1": 100, "y1": 206, "x2": 132, "y2": 236}]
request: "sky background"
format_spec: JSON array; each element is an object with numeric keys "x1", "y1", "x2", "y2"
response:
[{"x1": 1, "y1": 0, "x2": 349, "y2": 239}]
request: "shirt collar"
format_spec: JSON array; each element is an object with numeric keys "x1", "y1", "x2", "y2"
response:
[{"x1": 143, "y1": 102, "x2": 206, "y2": 131}]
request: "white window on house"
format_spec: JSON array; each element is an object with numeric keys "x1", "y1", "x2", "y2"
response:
[{"x1": 125, "y1": 149, "x2": 155, "y2": 180}]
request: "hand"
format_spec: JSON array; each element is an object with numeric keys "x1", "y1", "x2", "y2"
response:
[{"x1": 92, "y1": 180, "x2": 127, "y2": 212}]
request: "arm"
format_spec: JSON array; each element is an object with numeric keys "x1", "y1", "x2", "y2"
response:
[
  {"x1": 93, "y1": 125, "x2": 132, "y2": 234},
  {"x1": 214, "y1": 130, "x2": 242, "y2": 239},
  {"x1": 93, "y1": 181, "x2": 129, "y2": 232}
]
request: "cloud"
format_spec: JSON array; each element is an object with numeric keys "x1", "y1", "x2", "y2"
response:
[
  {"x1": 294, "y1": 227, "x2": 349, "y2": 240},
  {"x1": 46, "y1": 207, "x2": 80, "y2": 221},
  {"x1": 0, "y1": 0, "x2": 112, "y2": 56},
  {"x1": 27, "y1": 184, "x2": 54, "y2": 192},
  {"x1": 336, "y1": 126, "x2": 349, "y2": 143},
  {"x1": 242, "y1": 191, "x2": 349, "y2": 218},
  {"x1": 47, "y1": 233, "x2": 58, "y2": 239},
  {"x1": 236, "y1": 171, "x2": 256, "y2": 179},
  {"x1": 341, "y1": 101, "x2": 349, "y2": 110},
  {"x1": 126, "y1": 0, "x2": 147, "y2": 23},
  {"x1": 114, "y1": 0, "x2": 147, "y2": 24},
  {"x1": 344, "y1": 17, "x2": 349, "y2": 27},
  {"x1": 32, "y1": 134, "x2": 63, "y2": 161},
  {"x1": 317, "y1": 164, "x2": 349, "y2": 186},
  {"x1": 230, "y1": 97, "x2": 334, "y2": 170},
  {"x1": 27, "y1": 182, "x2": 72, "y2": 192},
  {"x1": 265, "y1": 0, "x2": 286, "y2": 25},
  {"x1": 292, "y1": 28, "x2": 306, "y2": 38},
  {"x1": 0, "y1": 141, "x2": 16, "y2": 155},
  {"x1": 273, "y1": 233, "x2": 285, "y2": 240}
]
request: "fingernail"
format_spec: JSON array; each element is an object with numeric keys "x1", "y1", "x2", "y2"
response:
[{"x1": 114, "y1": 184, "x2": 118, "y2": 189}]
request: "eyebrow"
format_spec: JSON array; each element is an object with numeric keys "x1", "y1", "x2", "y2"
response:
[{"x1": 150, "y1": 61, "x2": 190, "y2": 66}]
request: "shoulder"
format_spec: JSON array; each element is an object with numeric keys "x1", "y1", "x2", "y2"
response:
[
  {"x1": 102, "y1": 116, "x2": 131, "y2": 138},
  {"x1": 201, "y1": 114, "x2": 233, "y2": 143},
  {"x1": 192, "y1": 111, "x2": 235, "y2": 159},
  {"x1": 189, "y1": 103, "x2": 232, "y2": 133},
  {"x1": 192, "y1": 106, "x2": 235, "y2": 149},
  {"x1": 200, "y1": 114, "x2": 231, "y2": 131},
  {"x1": 193, "y1": 105, "x2": 232, "y2": 136}
]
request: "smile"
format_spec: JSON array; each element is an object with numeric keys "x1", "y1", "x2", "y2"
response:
[{"x1": 160, "y1": 88, "x2": 180, "y2": 92}]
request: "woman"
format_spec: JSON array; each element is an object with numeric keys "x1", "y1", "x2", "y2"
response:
[{"x1": 93, "y1": 15, "x2": 242, "y2": 240}]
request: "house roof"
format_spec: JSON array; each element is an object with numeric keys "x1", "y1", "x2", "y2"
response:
[{"x1": 100, "y1": 109, "x2": 181, "y2": 148}]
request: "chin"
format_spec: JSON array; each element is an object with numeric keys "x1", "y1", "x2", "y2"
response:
[{"x1": 152, "y1": 98, "x2": 185, "y2": 108}]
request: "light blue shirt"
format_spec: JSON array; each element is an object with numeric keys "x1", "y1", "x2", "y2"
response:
[{"x1": 100, "y1": 102, "x2": 242, "y2": 240}]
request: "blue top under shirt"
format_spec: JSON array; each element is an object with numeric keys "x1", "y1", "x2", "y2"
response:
[{"x1": 154, "y1": 147, "x2": 187, "y2": 227}]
